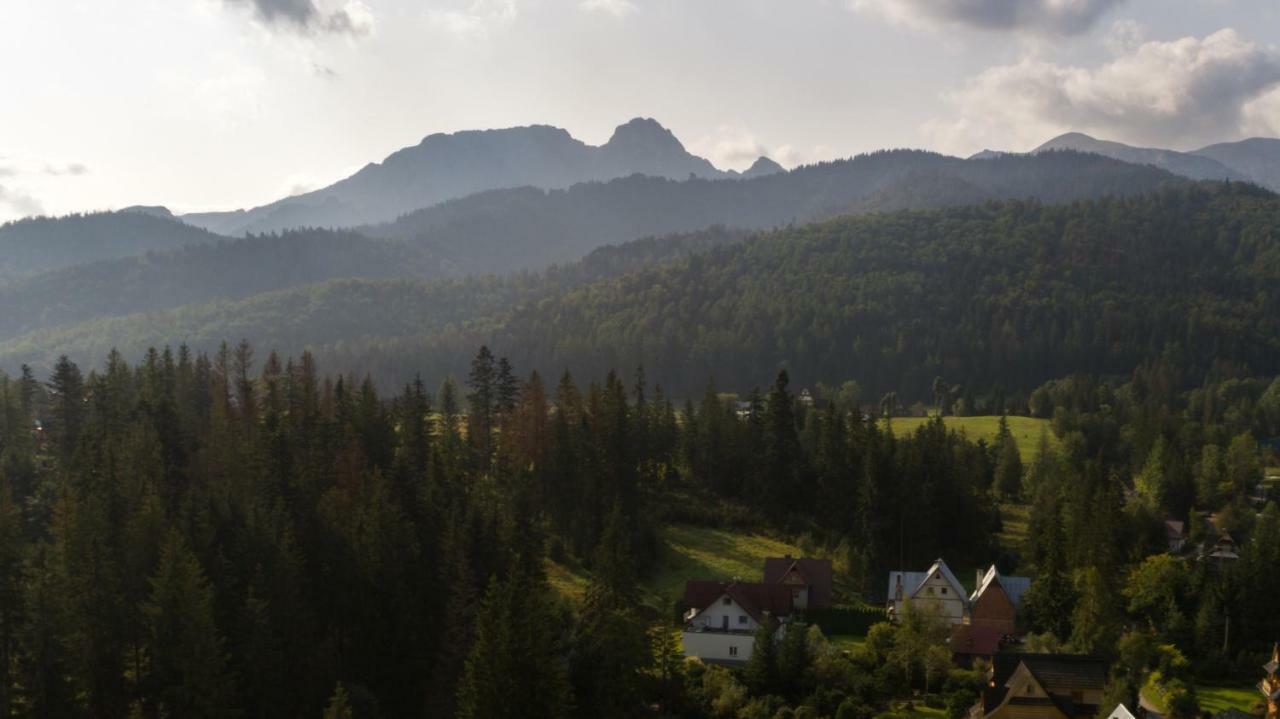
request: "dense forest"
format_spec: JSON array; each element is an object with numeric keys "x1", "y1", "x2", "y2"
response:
[
  {"x1": 6, "y1": 183, "x2": 1279, "y2": 403},
  {"x1": 0, "y1": 340, "x2": 1276, "y2": 718}
]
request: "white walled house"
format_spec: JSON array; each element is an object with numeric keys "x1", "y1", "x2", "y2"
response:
[
  {"x1": 681, "y1": 581, "x2": 794, "y2": 665},
  {"x1": 886, "y1": 558, "x2": 968, "y2": 625}
]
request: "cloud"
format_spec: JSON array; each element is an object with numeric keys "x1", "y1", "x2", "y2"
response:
[
  {"x1": 44, "y1": 163, "x2": 89, "y2": 176},
  {"x1": 579, "y1": 0, "x2": 637, "y2": 18},
  {"x1": 687, "y1": 125, "x2": 807, "y2": 171},
  {"x1": 926, "y1": 28, "x2": 1280, "y2": 154},
  {"x1": 426, "y1": 0, "x2": 518, "y2": 40},
  {"x1": 851, "y1": 0, "x2": 1128, "y2": 36},
  {"x1": 0, "y1": 185, "x2": 45, "y2": 220},
  {"x1": 223, "y1": 0, "x2": 373, "y2": 36}
]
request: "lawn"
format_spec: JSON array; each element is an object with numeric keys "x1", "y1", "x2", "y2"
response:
[
  {"x1": 996, "y1": 502, "x2": 1031, "y2": 558},
  {"x1": 1198, "y1": 684, "x2": 1262, "y2": 715},
  {"x1": 549, "y1": 523, "x2": 810, "y2": 612},
  {"x1": 886, "y1": 415, "x2": 1056, "y2": 462}
]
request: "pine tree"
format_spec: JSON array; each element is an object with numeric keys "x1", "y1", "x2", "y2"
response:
[
  {"x1": 45, "y1": 355, "x2": 84, "y2": 462},
  {"x1": 323, "y1": 683, "x2": 355, "y2": 719},
  {"x1": 0, "y1": 477, "x2": 23, "y2": 716},
  {"x1": 141, "y1": 530, "x2": 236, "y2": 719},
  {"x1": 744, "y1": 615, "x2": 779, "y2": 693},
  {"x1": 467, "y1": 346, "x2": 498, "y2": 472}
]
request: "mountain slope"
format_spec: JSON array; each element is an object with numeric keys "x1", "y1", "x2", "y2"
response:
[
  {"x1": 5, "y1": 183, "x2": 1275, "y2": 399},
  {"x1": 1034, "y1": 132, "x2": 1245, "y2": 183},
  {"x1": 0, "y1": 211, "x2": 224, "y2": 284},
  {"x1": 1192, "y1": 137, "x2": 1280, "y2": 192},
  {"x1": 180, "y1": 118, "x2": 733, "y2": 236},
  {"x1": 0, "y1": 230, "x2": 431, "y2": 341},
  {"x1": 366, "y1": 149, "x2": 1182, "y2": 276},
  {"x1": 1, "y1": 149, "x2": 1180, "y2": 344}
]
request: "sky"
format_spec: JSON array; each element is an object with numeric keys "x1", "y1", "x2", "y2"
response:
[{"x1": 2, "y1": 0, "x2": 1279, "y2": 222}]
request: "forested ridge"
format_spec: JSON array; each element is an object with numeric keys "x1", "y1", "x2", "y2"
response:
[
  {"x1": 6, "y1": 183, "x2": 1279, "y2": 403},
  {"x1": 0, "y1": 149, "x2": 1177, "y2": 346}
]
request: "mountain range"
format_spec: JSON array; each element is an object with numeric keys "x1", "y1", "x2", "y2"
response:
[
  {"x1": 973, "y1": 132, "x2": 1280, "y2": 191},
  {"x1": 180, "y1": 118, "x2": 782, "y2": 236}
]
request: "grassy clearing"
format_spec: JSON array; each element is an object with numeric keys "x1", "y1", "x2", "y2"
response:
[
  {"x1": 829, "y1": 634, "x2": 867, "y2": 653},
  {"x1": 548, "y1": 523, "x2": 809, "y2": 612},
  {"x1": 886, "y1": 416, "x2": 1056, "y2": 462},
  {"x1": 1198, "y1": 684, "x2": 1262, "y2": 715},
  {"x1": 997, "y1": 502, "x2": 1031, "y2": 558}
]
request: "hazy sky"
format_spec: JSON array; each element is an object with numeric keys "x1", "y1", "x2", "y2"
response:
[{"x1": 2, "y1": 0, "x2": 1279, "y2": 222}]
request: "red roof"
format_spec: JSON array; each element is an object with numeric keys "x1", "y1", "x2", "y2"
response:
[
  {"x1": 763, "y1": 556, "x2": 834, "y2": 609},
  {"x1": 682, "y1": 580, "x2": 796, "y2": 623}
]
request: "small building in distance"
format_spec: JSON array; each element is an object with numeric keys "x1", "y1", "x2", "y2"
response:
[
  {"x1": 887, "y1": 558, "x2": 968, "y2": 625},
  {"x1": 763, "y1": 555, "x2": 833, "y2": 611},
  {"x1": 681, "y1": 580, "x2": 793, "y2": 665},
  {"x1": 972, "y1": 653, "x2": 1108, "y2": 719},
  {"x1": 952, "y1": 564, "x2": 1031, "y2": 661}
]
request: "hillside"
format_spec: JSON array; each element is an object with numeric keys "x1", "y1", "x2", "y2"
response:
[
  {"x1": 0, "y1": 210, "x2": 224, "y2": 283},
  {"x1": 1034, "y1": 132, "x2": 1245, "y2": 183},
  {"x1": 0, "y1": 150, "x2": 1177, "y2": 341},
  {"x1": 5, "y1": 183, "x2": 1276, "y2": 399},
  {"x1": 0, "y1": 230, "x2": 429, "y2": 341}
]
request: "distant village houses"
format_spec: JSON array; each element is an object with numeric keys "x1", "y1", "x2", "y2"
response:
[{"x1": 888, "y1": 558, "x2": 1030, "y2": 660}]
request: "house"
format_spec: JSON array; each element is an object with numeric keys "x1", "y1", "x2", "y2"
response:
[
  {"x1": 969, "y1": 565, "x2": 1030, "y2": 633},
  {"x1": 888, "y1": 558, "x2": 968, "y2": 625},
  {"x1": 1164, "y1": 520, "x2": 1187, "y2": 554},
  {"x1": 952, "y1": 565, "x2": 1030, "y2": 660},
  {"x1": 681, "y1": 580, "x2": 793, "y2": 665},
  {"x1": 1204, "y1": 528, "x2": 1242, "y2": 568},
  {"x1": 972, "y1": 653, "x2": 1108, "y2": 719},
  {"x1": 763, "y1": 556, "x2": 833, "y2": 610},
  {"x1": 1261, "y1": 643, "x2": 1279, "y2": 719}
]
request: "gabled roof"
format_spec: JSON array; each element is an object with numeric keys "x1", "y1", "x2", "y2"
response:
[
  {"x1": 682, "y1": 580, "x2": 795, "y2": 624},
  {"x1": 984, "y1": 654, "x2": 1108, "y2": 717},
  {"x1": 971, "y1": 565, "x2": 1031, "y2": 607},
  {"x1": 890, "y1": 557, "x2": 967, "y2": 601},
  {"x1": 763, "y1": 556, "x2": 833, "y2": 607},
  {"x1": 1107, "y1": 704, "x2": 1137, "y2": 719},
  {"x1": 888, "y1": 558, "x2": 967, "y2": 603}
]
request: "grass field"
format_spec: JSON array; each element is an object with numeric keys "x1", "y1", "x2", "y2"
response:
[
  {"x1": 997, "y1": 502, "x2": 1031, "y2": 558},
  {"x1": 1198, "y1": 684, "x2": 1262, "y2": 715},
  {"x1": 548, "y1": 523, "x2": 810, "y2": 612},
  {"x1": 886, "y1": 415, "x2": 1056, "y2": 462}
]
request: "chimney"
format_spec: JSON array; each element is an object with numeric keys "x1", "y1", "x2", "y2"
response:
[
  {"x1": 976, "y1": 569, "x2": 982, "y2": 591},
  {"x1": 895, "y1": 574, "x2": 903, "y2": 601}
]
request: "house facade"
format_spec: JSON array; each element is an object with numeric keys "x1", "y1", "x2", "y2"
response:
[
  {"x1": 887, "y1": 558, "x2": 969, "y2": 625},
  {"x1": 681, "y1": 581, "x2": 793, "y2": 665}
]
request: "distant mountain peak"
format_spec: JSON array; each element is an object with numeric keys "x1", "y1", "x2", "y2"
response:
[
  {"x1": 744, "y1": 156, "x2": 784, "y2": 178},
  {"x1": 605, "y1": 117, "x2": 684, "y2": 151}
]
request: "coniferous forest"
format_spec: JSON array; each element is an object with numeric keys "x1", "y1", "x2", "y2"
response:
[{"x1": 0, "y1": 335, "x2": 1278, "y2": 717}]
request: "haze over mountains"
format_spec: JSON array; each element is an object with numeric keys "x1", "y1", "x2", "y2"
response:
[
  {"x1": 180, "y1": 118, "x2": 780, "y2": 236},
  {"x1": 4, "y1": 114, "x2": 1279, "y2": 392},
  {"x1": 975, "y1": 132, "x2": 1280, "y2": 191}
]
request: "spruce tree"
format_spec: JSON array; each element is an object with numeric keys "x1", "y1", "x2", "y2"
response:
[{"x1": 141, "y1": 530, "x2": 236, "y2": 719}]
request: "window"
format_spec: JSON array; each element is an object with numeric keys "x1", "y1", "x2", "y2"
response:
[
  {"x1": 941, "y1": 587, "x2": 948, "y2": 595},
  {"x1": 723, "y1": 597, "x2": 732, "y2": 606},
  {"x1": 729, "y1": 646, "x2": 738, "y2": 657},
  {"x1": 739, "y1": 615, "x2": 748, "y2": 624}
]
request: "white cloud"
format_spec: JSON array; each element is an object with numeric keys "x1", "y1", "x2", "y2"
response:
[
  {"x1": 426, "y1": 0, "x2": 518, "y2": 40},
  {"x1": 579, "y1": 0, "x2": 638, "y2": 18},
  {"x1": 926, "y1": 28, "x2": 1280, "y2": 154},
  {"x1": 687, "y1": 125, "x2": 806, "y2": 171},
  {"x1": 222, "y1": 0, "x2": 373, "y2": 36},
  {"x1": 851, "y1": 0, "x2": 1128, "y2": 36},
  {"x1": 0, "y1": 185, "x2": 45, "y2": 221}
]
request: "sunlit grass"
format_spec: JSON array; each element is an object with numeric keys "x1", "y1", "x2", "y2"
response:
[{"x1": 887, "y1": 415, "x2": 1056, "y2": 462}]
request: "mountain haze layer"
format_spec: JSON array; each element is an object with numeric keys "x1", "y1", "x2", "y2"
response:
[
  {"x1": 180, "y1": 118, "x2": 766, "y2": 236},
  {"x1": 1029, "y1": 132, "x2": 1280, "y2": 191}
]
